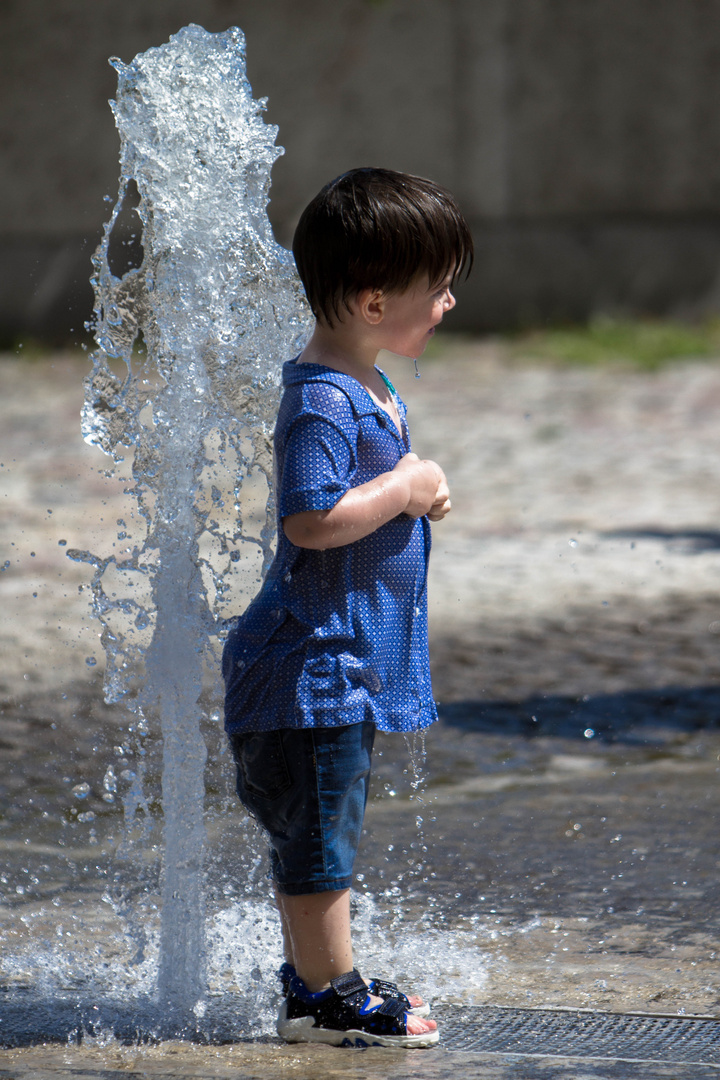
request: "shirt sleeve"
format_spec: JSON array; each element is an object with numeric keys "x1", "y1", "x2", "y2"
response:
[{"x1": 278, "y1": 412, "x2": 357, "y2": 516}]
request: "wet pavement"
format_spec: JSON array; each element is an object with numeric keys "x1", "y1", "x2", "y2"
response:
[
  {"x1": 3, "y1": 1042, "x2": 719, "y2": 1080},
  {"x1": 2, "y1": 1041, "x2": 720, "y2": 1080},
  {"x1": 2, "y1": 346, "x2": 720, "y2": 1076}
]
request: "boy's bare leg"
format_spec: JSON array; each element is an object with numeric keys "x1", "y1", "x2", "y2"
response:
[
  {"x1": 275, "y1": 887, "x2": 353, "y2": 989},
  {"x1": 275, "y1": 887, "x2": 436, "y2": 1035}
]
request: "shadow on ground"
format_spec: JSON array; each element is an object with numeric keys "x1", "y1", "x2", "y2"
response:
[
  {"x1": 438, "y1": 684, "x2": 720, "y2": 744},
  {"x1": 601, "y1": 528, "x2": 720, "y2": 553}
]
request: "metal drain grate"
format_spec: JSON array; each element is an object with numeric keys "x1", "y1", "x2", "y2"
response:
[{"x1": 435, "y1": 1005, "x2": 720, "y2": 1064}]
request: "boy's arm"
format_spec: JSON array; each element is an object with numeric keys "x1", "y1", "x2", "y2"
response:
[{"x1": 283, "y1": 453, "x2": 447, "y2": 550}]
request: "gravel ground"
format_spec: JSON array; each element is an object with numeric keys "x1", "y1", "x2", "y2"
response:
[
  {"x1": 4, "y1": 344, "x2": 720, "y2": 706},
  {"x1": 351, "y1": 341, "x2": 720, "y2": 708}
]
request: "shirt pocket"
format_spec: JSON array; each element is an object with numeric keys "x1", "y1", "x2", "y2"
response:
[
  {"x1": 304, "y1": 656, "x2": 384, "y2": 700},
  {"x1": 303, "y1": 655, "x2": 343, "y2": 699}
]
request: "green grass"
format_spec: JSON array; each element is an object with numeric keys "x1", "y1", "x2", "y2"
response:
[{"x1": 508, "y1": 317, "x2": 720, "y2": 370}]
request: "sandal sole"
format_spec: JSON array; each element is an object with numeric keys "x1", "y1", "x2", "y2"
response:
[{"x1": 277, "y1": 1012, "x2": 439, "y2": 1049}]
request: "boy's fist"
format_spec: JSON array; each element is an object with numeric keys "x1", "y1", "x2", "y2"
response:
[
  {"x1": 428, "y1": 470, "x2": 451, "y2": 521},
  {"x1": 393, "y1": 453, "x2": 451, "y2": 520}
]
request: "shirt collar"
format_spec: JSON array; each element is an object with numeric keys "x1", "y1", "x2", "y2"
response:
[{"x1": 282, "y1": 358, "x2": 393, "y2": 420}]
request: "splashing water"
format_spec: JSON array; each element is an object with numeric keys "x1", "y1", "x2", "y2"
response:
[{"x1": 73, "y1": 24, "x2": 310, "y2": 1016}]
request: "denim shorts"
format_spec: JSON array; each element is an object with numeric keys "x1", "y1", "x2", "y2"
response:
[{"x1": 229, "y1": 722, "x2": 375, "y2": 895}]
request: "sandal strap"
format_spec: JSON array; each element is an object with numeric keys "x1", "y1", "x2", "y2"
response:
[
  {"x1": 330, "y1": 969, "x2": 368, "y2": 1006},
  {"x1": 368, "y1": 976, "x2": 400, "y2": 996},
  {"x1": 368, "y1": 976, "x2": 411, "y2": 1008},
  {"x1": 280, "y1": 966, "x2": 414, "y2": 1011},
  {"x1": 372, "y1": 997, "x2": 408, "y2": 1022}
]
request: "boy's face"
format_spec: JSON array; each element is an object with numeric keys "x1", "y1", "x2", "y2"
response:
[{"x1": 376, "y1": 274, "x2": 456, "y2": 360}]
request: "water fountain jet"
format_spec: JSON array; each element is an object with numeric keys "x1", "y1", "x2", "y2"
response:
[{"x1": 79, "y1": 23, "x2": 310, "y2": 1020}]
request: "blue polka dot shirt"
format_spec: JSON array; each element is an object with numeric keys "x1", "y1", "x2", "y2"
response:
[{"x1": 222, "y1": 359, "x2": 438, "y2": 734}]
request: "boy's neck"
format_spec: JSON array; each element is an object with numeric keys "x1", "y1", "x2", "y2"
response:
[{"x1": 298, "y1": 321, "x2": 379, "y2": 383}]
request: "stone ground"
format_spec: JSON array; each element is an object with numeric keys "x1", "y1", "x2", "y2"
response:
[{"x1": 2, "y1": 342, "x2": 720, "y2": 1077}]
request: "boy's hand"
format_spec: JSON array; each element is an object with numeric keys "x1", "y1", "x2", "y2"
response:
[
  {"x1": 428, "y1": 469, "x2": 451, "y2": 521},
  {"x1": 393, "y1": 453, "x2": 451, "y2": 520},
  {"x1": 284, "y1": 454, "x2": 451, "y2": 549}
]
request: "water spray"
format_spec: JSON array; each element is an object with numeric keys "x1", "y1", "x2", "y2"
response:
[{"x1": 75, "y1": 24, "x2": 310, "y2": 1016}]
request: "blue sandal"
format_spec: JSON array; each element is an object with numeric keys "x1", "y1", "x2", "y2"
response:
[
  {"x1": 277, "y1": 961, "x2": 430, "y2": 1017},
  {"x1": 276, "y1": 969, "x2": 439, "y2": 1049}
]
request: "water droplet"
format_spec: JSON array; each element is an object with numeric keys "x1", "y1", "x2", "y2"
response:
[
  {"x1": 86, "y1": 656, "x2": 97, "y2": 667},
  {"x1": 104, "y1": 766, "x2": 117, "y2": 792},
  {"x1": 72, "y1": 783, "x2": 91, "y2": 799},
  {"x1": 583, "y1": 727, "x2": 595, "y2": 739},
  {"x1": 58, "y1": 539, "x2": 67, "y2": 546},
  {"x1": 568, "y1": 538, "x2": 578, "y2": 547}
]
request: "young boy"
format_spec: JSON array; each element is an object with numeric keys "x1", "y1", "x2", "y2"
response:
[{"x1": 222, "y1": 167, "x2": 472, "y2": 1048}]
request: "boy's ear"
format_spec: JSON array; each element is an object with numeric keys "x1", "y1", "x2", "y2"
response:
[{"x1": 355, "y1": 287, "x2": 386, "y2": 325}]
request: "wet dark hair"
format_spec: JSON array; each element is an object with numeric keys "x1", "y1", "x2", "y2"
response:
[{"x1": 292, "y1": 167, "x2": 473, "y2": 326}]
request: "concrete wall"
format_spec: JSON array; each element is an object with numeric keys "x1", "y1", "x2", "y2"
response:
[{"x1": 3, "y1": 0, "x2": 720, "y2": 338}]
